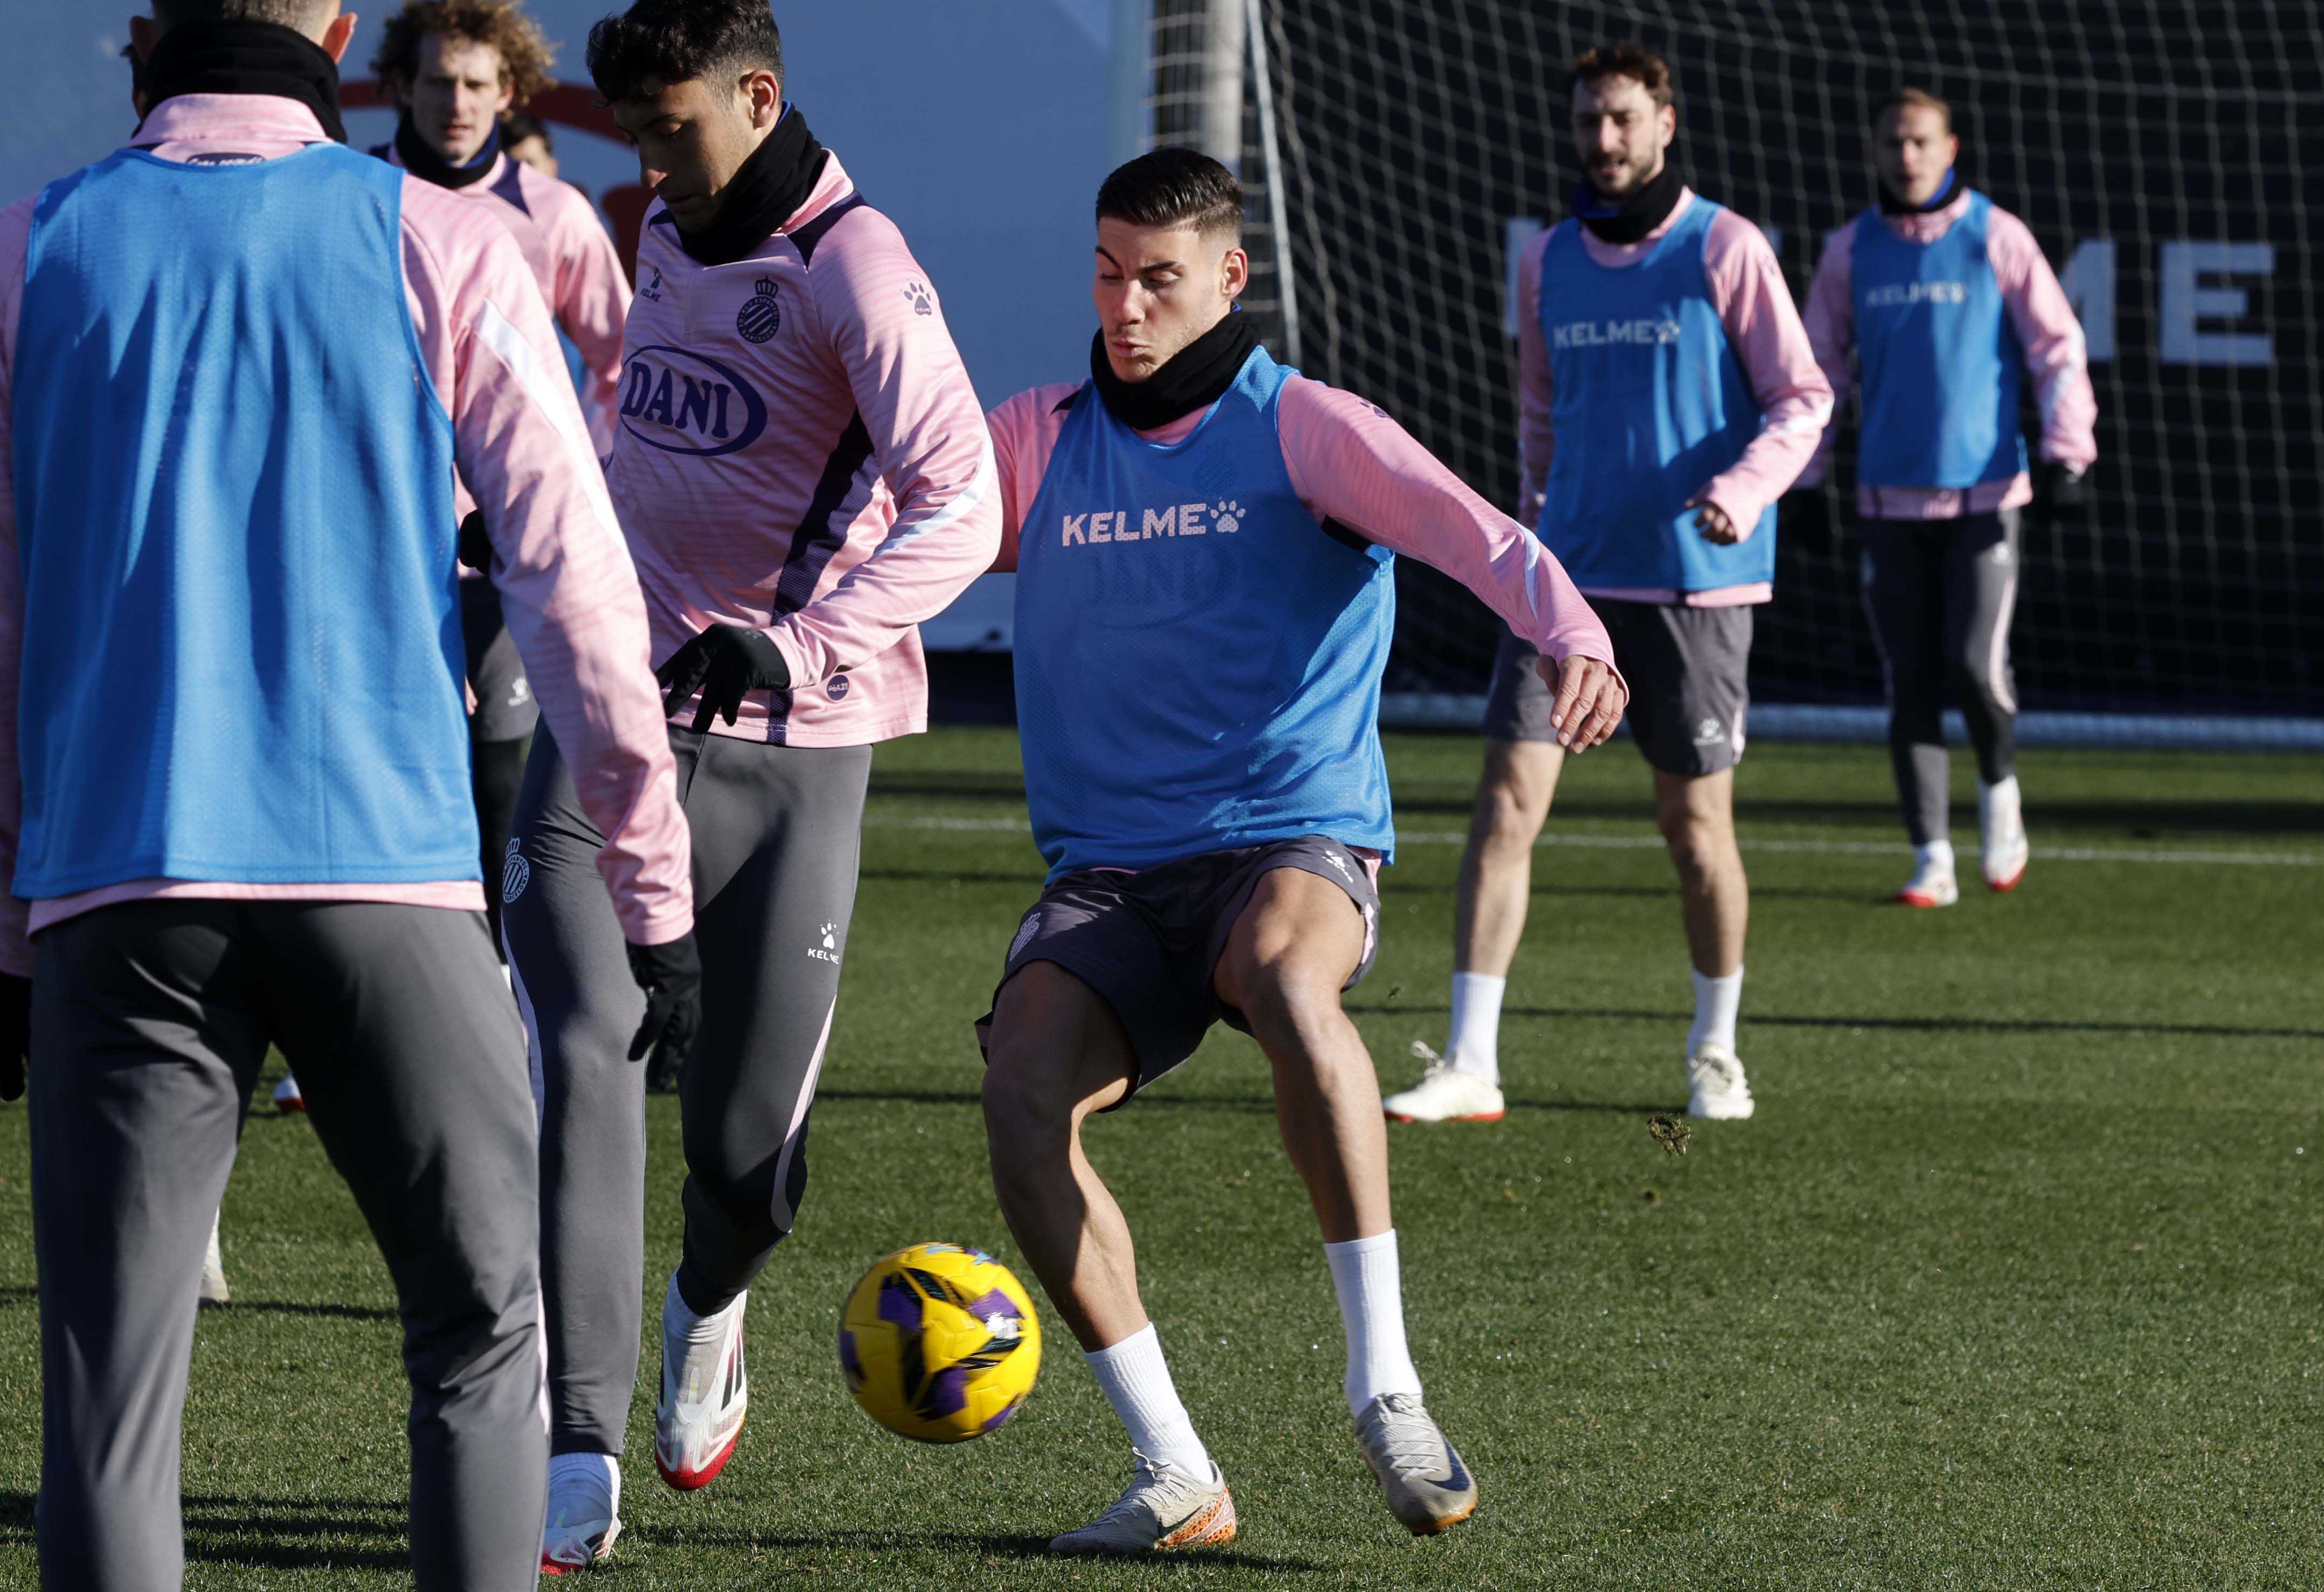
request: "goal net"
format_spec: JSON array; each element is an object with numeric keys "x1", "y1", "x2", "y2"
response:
[{"x1": 1132, "y1": 0, "x2": 2323, "y2": 748}]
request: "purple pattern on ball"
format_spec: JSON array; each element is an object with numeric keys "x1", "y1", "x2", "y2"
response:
[
  {"x1": 838, "y1": 1330, "x2": 862, "y2": 1386},
  {"x1": 919, "y1": 1367, "x2": 970, "y2": 1419},
  {"x1": 980, "y1": 1396, "x2": 1025, "y2": 1435},
  {"x1": 878, "y1": 1275, "x2": 923, "y2": 1332},
  {"x1": 962, "y1": 1288, "x2": 1020, "y2": 1325}
]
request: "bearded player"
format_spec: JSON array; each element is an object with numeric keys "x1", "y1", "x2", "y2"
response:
[
  {"x1": 1386, "y1": 43, "x2": 1831, "y2": 1128},
  {"x1": 1801, "y1": 88, "x2": 2097, "y2": 907},
  {"x1": 977, "y1": 148, "x2": 1626, "y2": 1554},
  {"x1": 503, "y1": 1, "x2": 999, "y2": 1572}
]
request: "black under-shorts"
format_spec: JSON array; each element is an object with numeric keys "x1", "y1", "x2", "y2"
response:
[{"x1": 976, "y1": 835, "x2": 1382, "y2": 1104}]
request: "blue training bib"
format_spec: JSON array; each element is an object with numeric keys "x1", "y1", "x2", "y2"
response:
[
  {"x1": 1014, "y1": 348, "x2": 1398, "y2": 879},
  {"x1": 1533, "y1": 199, "x2": 1775, "y2": 594},
  {"x1": 1851, "y1": 191, "x2": 2026, "y2": 489},
  {"x1": 11, "y1": 143, "x2": 473, "y2": 897}
]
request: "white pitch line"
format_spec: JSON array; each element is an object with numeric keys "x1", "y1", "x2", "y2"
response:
[{"x1": 866, "y1": 812, "x2": 2323, "y2": 868}]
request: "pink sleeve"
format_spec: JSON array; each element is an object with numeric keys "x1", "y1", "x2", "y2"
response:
[
  {"x1": 1988, "y1": 207, "x2": 2098, "y2": 470},
  {"x1": 0, "y1": 198, "x2": 33, "y2": 974},
  {"x1": 1697, "y1": 211, "x2": 1836, "y2": 535},
  {"x1": 1513, "y1": 230, "x2": 1554, "y2": 523},
  {"x1": 542, "y1": 176, "x2": 631, "y2": 456},
  {"x1": 1277, "y1": 377, "x2": 1618, "y2": 674},
  {"x1": 764, "y1": 211, "x2": 1001, "y2": 690},
  {"x1": 1797, "y1": 223, "x2": 1856, "y2": 490},
  {"x1": 984, "y1": 383, "x2": 1077, "y2": 574},
  {"x1": 411, "y1": 184, "x2": 694, "y2": 945}
]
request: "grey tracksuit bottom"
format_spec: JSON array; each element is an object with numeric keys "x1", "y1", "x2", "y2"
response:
[
  {"x1": 30, "y1": 901, "x2": 542, "y2": 1592},
  {"x1": 502, "y1": 725, "x2": 869, "y2": 1458},
  {"x1": 1860, "y1": 508, "x2": 2023, "y2": 847}
]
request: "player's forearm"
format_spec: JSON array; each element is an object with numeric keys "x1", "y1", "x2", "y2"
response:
[{"x1": 765, "y1": 433, "x2": 1001, "y2": 686}]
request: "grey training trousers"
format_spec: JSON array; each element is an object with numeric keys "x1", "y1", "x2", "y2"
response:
[
  {"x1": 1859, "y1": 508, "x2": 2023, "y2": 847},
  {"x1": 503, "y1": 725, "x2": 869, "y2": 1458},
  {"x1": 30, "y1": 901, "x2": 542, "y2": 1592}
]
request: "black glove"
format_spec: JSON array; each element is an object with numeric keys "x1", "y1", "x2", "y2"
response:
[
  {"x1": 0, "y1": 973, "x2": 29, "y2": 1102},
  {"x1": 458, "y1": 510, "x2": 492, "y2": 572},
  {"x1": 655, "y1": 625, "x2": 791, "y2": 734},
  {"x1": 2037, "y1": 460, "x2": 2090, "y2": 513},
  {"x1": 625, "y1": 933, "x2": 702, "y2": 1076}
]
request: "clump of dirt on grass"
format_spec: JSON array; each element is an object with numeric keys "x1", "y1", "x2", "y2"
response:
[{"x1": 1647, "y1": 1115, "x2": 1691, "y2": 1157}]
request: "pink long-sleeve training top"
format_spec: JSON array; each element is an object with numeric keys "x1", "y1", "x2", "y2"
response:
[
  {"x1": 1799, "y1": 188, "x2": 2098, "y2": 520},
  {"x1": 374, "y1": 138, "x2": 630, "y2": 459},
  {"x1": 0, "y1": 94, "x2": 694, "y2": 973},
  {"x1": 614, "y1": 151, "x2": 1000, "y2": 747},
  {"x1": 1515, "y1": 188, "x2": 1834, "y2": 607},
  {"x1": 988, "y1": 371, "x2": 1622, "y2": 677}
]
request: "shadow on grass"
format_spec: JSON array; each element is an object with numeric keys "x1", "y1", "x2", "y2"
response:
[
  {"x1": 0, "y1": 1490, "x2": 410, "y2": 1571},
  {"x1": 1377, "y1": 878, "x2": 1872, "y2": 903},
  {"x1": 820, "y1": 1086, "x2": 1670, "y2": 1117},
  {"x1": 627, "y1": 1520, "x2": 1317, "y2": 1568},
  {"x1": 200, "y1": 1299, "x2": 396, "y2": 1323},
  {"x1": 1349, "y1": 1001, "x2": 2324, "y2": 1042}
]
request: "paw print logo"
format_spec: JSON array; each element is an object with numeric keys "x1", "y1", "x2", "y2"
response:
[
  {"x1": 820, "y1": 922, "x2": 838, "y2": 950},
  {"x1": 902, "y1": 281, "x2": 933, "y2": 317},
  {"x1": 1213, "y1": 500, "x2": 1242, "y2": 534}
]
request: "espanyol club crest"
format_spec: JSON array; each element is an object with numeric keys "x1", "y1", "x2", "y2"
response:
[
  {"x1": 737, "y1": 278, "x2": 782, "y2": 343},
  {"x1": 501, "y1": 838, "x2": 531, "y2": 904}
]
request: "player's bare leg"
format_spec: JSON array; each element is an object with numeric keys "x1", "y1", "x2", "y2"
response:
[
  {"x1": 1214, "y1": 867, "x2": 1477, "y2": 1534},
  {"x1": 1393, "y1": 739, "x2": 1568, "y2": 1123},
  {"x1": 982, "y1": 966, "x2": 1235, "y2": 1553},
  {"x1": 1655, "y1": 769, "x2": 1754, "y2": 1118}
]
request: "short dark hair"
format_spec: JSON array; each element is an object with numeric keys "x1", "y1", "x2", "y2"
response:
[
  {"x1": 153, "y1": 0, "x2": 335, "y2": 25},
  {"x1": 1880, "y1": 87, "x2": 1953, "y2": 132},
  {"x1": 586, "y1": 0, "x2": 783, "y2": 104},
  {"x1": 1571, "y1": 41, "x2": 1676, "y2": 109},
  {"x1": 1095, "y1": 147, "x2": 1244, "y2": 243},
  {"x1": 499, "y1": 110, "x2": 551, "y2": 149}
]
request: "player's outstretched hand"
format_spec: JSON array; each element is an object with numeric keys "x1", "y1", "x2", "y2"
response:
[
  {"x1": 1535, "y1": 653, "x2": 1628, "y2": 753},
  {"x1": 656, "y1": 624, "x2": 793, "y2": 734},
  {"x1": 2037, "y1": 460, "x2": 2090, "y2": 514},
  {"x1": 625, "y1": 932, "x2": 703, "y2": 1074},
  {"x1": 0, "y1": 973, "x2": 30, "y2": 1102},
  {"x1": 1687, "y1": 495, "x2": 1742, "y2": 545}
]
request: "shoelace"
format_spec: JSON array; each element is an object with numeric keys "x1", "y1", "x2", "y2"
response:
[
  {"x1": 1692, "y1": 1053, "x2": 1743, "y2": 1089},
  {"x1": 1408, "y1": 1040, "x2": 1455, "y2": 1080},
  {"x1": 1092, "y1": 1450, "x2": 1205, "y2": 1527},
  {"x1": 1365, "y1": 1395, "x2": 1447, "y2": 1477}
]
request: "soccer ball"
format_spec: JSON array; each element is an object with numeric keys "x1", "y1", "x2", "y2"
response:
[{"x1": 839, "y1": 1243, "x2": 1041, "y2": 1443}]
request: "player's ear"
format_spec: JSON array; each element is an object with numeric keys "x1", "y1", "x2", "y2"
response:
[
  {"x1": 1220, "y1": 243, "x2": 1249, "y2": 301},
  {"x1": 321, "y1": 12, "x2": 358, "y2": 63},
  {"x1": 128, "y1": 13, "x2": 155, "y2": 60},
  {"x1": 744, "y1": 70, "x2": 782, "y2": 130}
]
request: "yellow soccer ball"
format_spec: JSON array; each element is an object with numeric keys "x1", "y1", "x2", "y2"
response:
[{"x1": 839, "y1": 1243, "x2": 1041, "y2": 1443}]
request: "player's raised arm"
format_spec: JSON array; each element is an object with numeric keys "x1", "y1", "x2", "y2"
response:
[
  {"x1": 1276, "y1": 377, "x2": 1627, "y2": 750},
  {"x1": 429, "y1": 190, "x2": 695, "y2": 950},
  {"x1": 755, "y1": 212, "x2": 1001, "y2": 691}
]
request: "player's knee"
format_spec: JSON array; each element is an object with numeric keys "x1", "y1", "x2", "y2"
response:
[
  {"x1": 1232, "y1": 952, "x2": 1345, "y2": 1049},
  {"x1": 1473, "y1": 762, "x2": 1551, "y2": 846},
  {"x1": 979, "y1": 1043, "x2": 1082, "y2": 1154}
]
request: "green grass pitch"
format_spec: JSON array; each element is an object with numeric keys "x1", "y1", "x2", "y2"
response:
[{"x1": 0, "y1": 729, "x2": 2316, "y2": 1588}]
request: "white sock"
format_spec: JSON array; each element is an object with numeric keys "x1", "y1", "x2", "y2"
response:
[
  {"x1": 1444, "y1": 972, "x2": 1505, "y2": 1083},
  {"x1": 1979, "y1": 775, "x2": 2022, "y2": 840},
  {"x1": 1084, "y1": 1325, "x2": 1213, "y2": 1478},
  {"x1": 1915, "y1": 839, "x2": 1956, "y2": 875},
  {"x1": 1324, "y1": 1230, "x2": 1423, "y2": 1415},
  {"x1": 1687, "y1": 965, "x2": 1744, "y2": 1056}
]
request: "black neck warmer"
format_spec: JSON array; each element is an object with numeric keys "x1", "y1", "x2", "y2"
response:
[
  {"x1": 395, "y1": 109, "x2": 500, "y2": 190},
  {"x1": 1572, "y1": 156, "x2": 1685, "y2": 245},
  {"x1": 1088, "y1": 311, "x2": 1260, "y2": 431},
  {"x1": 675, "y1": 105, "x2": 829, "y2": 267},
  {"x1": 139, "y1": 20, "x2": 346, "y2": 143},
  {"x1": 1880, "y1": 166, "x2": 1960, "y2": 215}
]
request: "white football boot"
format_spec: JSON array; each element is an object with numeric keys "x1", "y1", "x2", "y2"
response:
[
  {"x1": 1354, "y1": 1392, "x2": 1478, "y2": 1535},
  {"x1": 654, "y1": 1275, "x2": 748, "y2": 1491},
  {"x1": 1894, "y1": 841, "x2": 1959, "y2": 909},
  {"x1": 1383, "y1": 1042, "x2": 1505, "y2": 1124},
  {"x1": 1686, "y1": 1044, "x2": 1755, "y2": 1119},
  {"x1": 1979, "y1": 777, "x2": 2030, "y2": 892},
  {"x1": 539, "y1": 1451, "x2": 622, "y2": 1576},
  {"x1": 1050, "y1": 1451, "x2": 1237, "y2": 1555},
  {"x1": 271, "y1": 1071, "x2": 305, "y2": 1112},
  {"x1": 199, "y1": 1210, "x2": 230, "y2": 1306}
]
